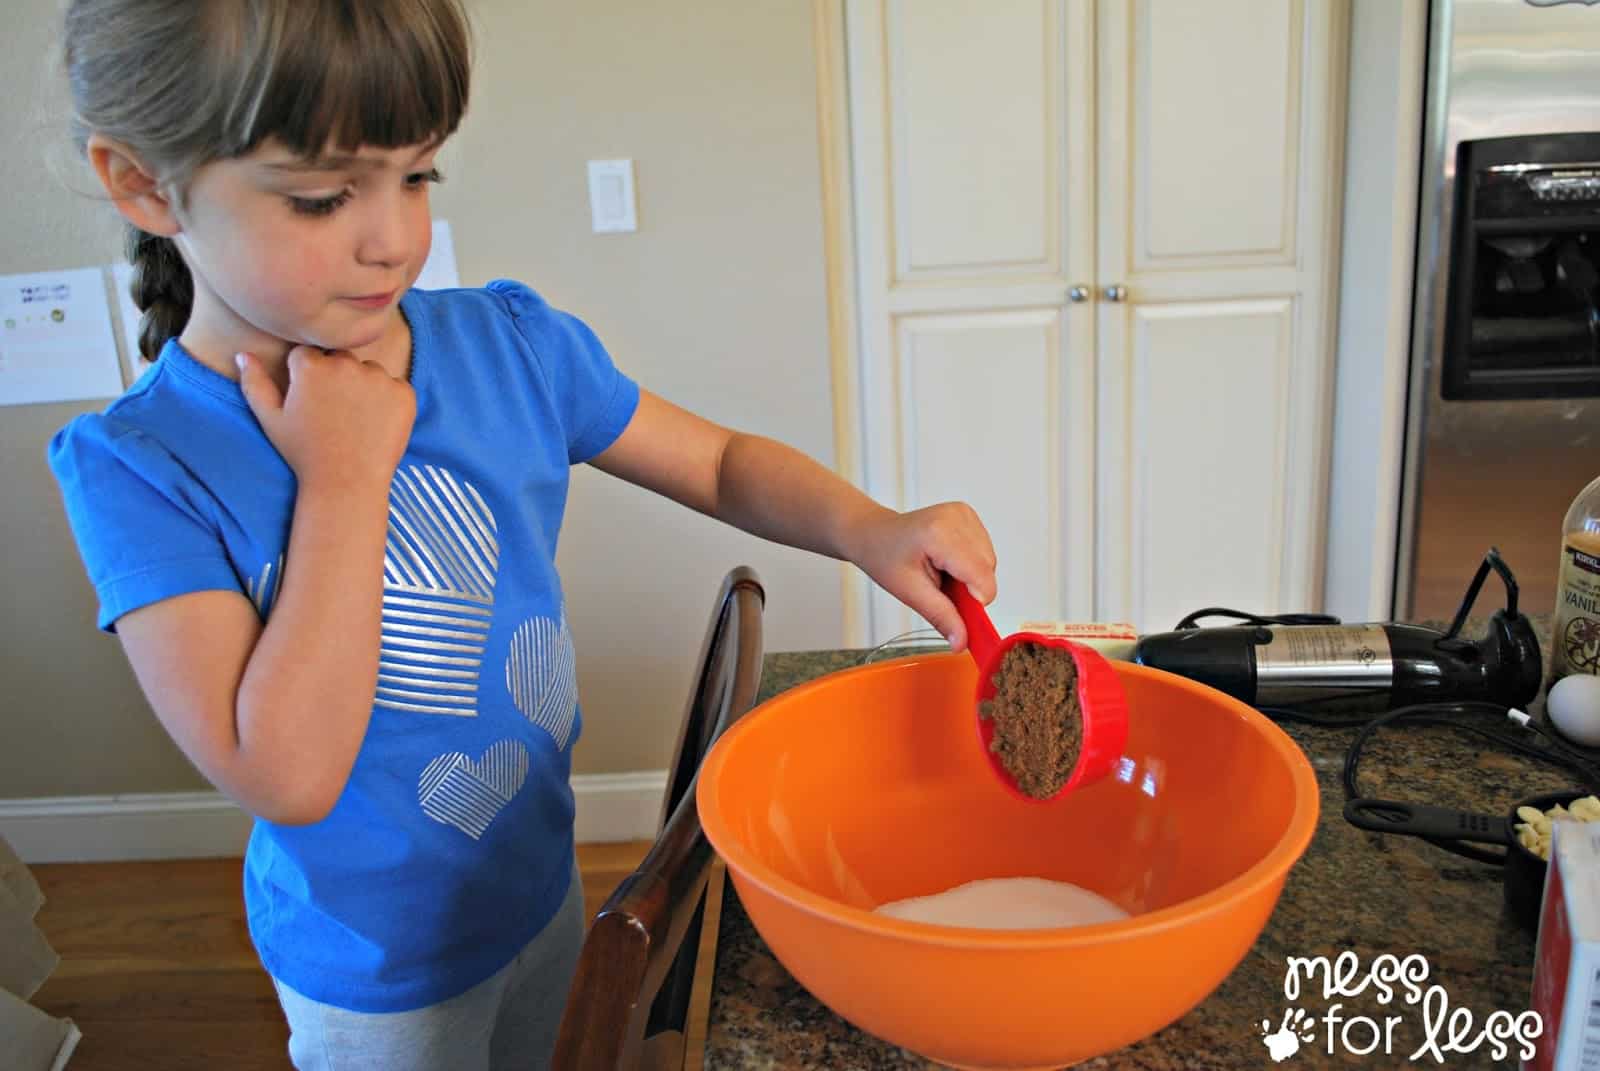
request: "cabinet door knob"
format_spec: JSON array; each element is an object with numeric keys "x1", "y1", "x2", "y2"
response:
[
  {"x1": 1103, "y1": 285, "x2": 1128, "y2": 303},
  {"x1": 1067, "y1": 285, "x2": 1091, "y2": 303}
]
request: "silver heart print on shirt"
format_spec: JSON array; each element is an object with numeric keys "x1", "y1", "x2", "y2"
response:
[
  {"x1": 417, "y1": 739, "x2": 529, "y2": 840},
  {"x1": 246, "y1": 554, "x2": 283, "y2": 616},
  {"x1": 252, "y1": 462, "x2": 577, "y2": 839},
  {"x1": 380, "y1": 464, "x2": 499, "y2": 716},
  {"x1": 506, "y1": 610, "x2": 579, "y2": 751}
]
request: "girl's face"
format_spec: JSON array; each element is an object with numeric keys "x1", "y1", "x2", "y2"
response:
[{"x1": 174, "y1": 139, "x2": 443, "y2": 358}]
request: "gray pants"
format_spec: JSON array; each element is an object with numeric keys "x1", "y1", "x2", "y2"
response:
[{"x1": 271, "y1": 862, "x2": 586, "y2": 1071}]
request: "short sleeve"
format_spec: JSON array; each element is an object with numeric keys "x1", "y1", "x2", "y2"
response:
[
  {"x1": 47, "y1": 414, "x2": 242, "y2": 632},
  {"x1": 488, "y1": 280, "x2": 641, "y2": 464}
]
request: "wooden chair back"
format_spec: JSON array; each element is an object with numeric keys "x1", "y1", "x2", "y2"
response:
[{"x1": 551, "y1": 566, "x2": 765, "y2": 1070}]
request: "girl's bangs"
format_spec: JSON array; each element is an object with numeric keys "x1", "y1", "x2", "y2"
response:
[{"x1": 229, "y1": 0, "x2": 469, "y2": 160}]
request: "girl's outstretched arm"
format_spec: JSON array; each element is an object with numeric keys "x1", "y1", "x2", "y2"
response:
[{"x1": 588, "y1": 389, "x2": 997, "y2": 650}]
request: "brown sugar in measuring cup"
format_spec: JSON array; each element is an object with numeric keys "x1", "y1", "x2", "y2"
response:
[{"x1": 942, "y1": 574, "x2": 1130, "y2": 802}]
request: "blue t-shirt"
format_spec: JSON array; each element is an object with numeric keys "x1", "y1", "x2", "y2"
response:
[{"x1": 46, "y1": 281, "x2": 640, "y2": 1012}]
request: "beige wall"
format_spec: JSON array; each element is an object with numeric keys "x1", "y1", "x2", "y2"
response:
[{"x1": 1, "y1": 0, "x2": 846, "y2": 799}]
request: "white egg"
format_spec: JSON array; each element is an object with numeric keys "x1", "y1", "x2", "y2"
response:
[{"x1": 1548, "y1": 674, "x2": 1600, "y2": 748}]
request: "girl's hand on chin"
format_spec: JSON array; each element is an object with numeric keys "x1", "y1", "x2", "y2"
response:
[{"x1": 236, "y1": 345, "x2": 415, "y2": 495}]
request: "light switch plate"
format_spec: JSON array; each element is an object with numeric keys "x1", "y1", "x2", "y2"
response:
[{"x1": 587, "y1": 159, "x2": 637, "y2": 233}]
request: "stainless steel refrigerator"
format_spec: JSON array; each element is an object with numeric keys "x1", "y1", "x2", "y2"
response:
[{"x1": 1396, "y1": 0, "x2": 1600, "y2": 625}]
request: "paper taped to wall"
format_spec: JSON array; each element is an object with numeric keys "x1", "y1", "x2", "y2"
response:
[
  {"x1": 415, "y1": 219, "x2": 460, "y2": 290},
  {"x1": 109, "y1": 262, "x2": 152, "y2": 386},
  {"x1": 0, "y1": 269, "x2": 123, "y2": 408}
]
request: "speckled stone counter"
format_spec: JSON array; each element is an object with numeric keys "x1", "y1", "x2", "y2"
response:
[{"x1": 702, "y1": 619, "x2": 1587, "y2": 1069}]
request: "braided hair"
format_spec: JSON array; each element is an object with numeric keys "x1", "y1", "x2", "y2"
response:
[{"x1": 124, "y1": 229, "x2": 193, "y2": 363}]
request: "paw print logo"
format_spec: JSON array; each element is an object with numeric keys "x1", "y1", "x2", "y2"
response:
[{"x1": 1260, "y1": 1008, "x2": 1315, "y2": 1061}]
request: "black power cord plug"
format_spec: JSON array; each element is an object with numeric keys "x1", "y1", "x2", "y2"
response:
[{"x1": 1274, "y1": 700, "x2": 1600, "y2": 865}]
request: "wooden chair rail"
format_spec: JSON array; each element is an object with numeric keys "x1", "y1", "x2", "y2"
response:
[{"x1": 552, "y1": 567, "x2": 765, "y2": 1070}]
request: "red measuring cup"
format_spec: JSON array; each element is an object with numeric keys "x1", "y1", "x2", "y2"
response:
[{"x1": 941, "y1": 574, "x2": 1130, "y2": 802}]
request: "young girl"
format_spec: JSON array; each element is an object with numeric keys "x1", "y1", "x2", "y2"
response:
[{"x1": 48, "y1": 1, "x2": 996, "y2": 1067}]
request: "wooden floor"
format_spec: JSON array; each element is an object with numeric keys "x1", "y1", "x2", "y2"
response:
[{"x1": 29, "y1": 841, "x2": 653, "y2": 1071}]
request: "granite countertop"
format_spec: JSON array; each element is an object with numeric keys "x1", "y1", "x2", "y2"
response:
[{"x1": 701, "y1": 617, "x2": 1590, "y2": 1069}]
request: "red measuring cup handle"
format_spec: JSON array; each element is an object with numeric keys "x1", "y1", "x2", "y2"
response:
[{"x1": 940, "y1": 572, "x2": 1001, "y2": 667}]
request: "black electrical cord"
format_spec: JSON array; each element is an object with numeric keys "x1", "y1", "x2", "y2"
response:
[
  {"x1": 1261, "y1": 699, "x2": 1600, "y2": 865},
  {"x1": 1171, "y1": 550, "x2": 1569, "y2": 864},
  {"x1": 1172, "y1": 606, "x2": 1342, "y2": 630},
  {"x1": 1258, "y1": 695, "x2": 1388, "y2": 730}
]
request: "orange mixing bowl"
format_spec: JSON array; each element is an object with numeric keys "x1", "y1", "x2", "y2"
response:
[{"x1": 696, "y1": 652, "x2": 1319, "y2": 1070}]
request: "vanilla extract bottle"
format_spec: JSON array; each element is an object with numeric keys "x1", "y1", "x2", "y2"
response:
[{"x1": 1551, "y1": 474, "x2": 1600, "y2": 685}]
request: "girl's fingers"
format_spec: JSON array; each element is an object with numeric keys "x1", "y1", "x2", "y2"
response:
[
  {"x1": 932, "y1": 542, "x2": 998, "y2": 606},
  {"x1": 234, "y1": 352, "x2": 283, "y2": 425},
  {"x1": 917, "y1": 591, "x2": 967, "y2": 652}
]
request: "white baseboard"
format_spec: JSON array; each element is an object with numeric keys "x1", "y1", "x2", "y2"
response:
[
  {"x1": 569, "y1": 771, "x2": 670, "y2": 845},
  {"x1": 0, "y1": 771, "x2": 669, "y2": 864}
]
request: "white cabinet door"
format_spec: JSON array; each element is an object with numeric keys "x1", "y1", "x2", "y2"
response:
[
  {"x1": 846, "y1": 0, "x2": 1098, "y2": 644},
  {"x1": 1093, "y1": 0, "x2": 1347, "y2": 632},
  {"x1": 842, "y1": 0, "x2": 1347, "y2": 643}
]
